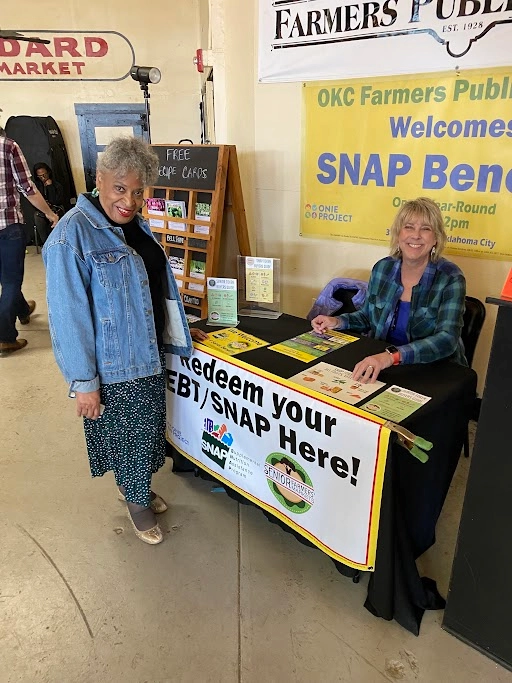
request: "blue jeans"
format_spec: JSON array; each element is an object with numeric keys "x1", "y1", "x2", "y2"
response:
[{"x1": 0, "y1": 223, "x2": 30, "y2": 343}]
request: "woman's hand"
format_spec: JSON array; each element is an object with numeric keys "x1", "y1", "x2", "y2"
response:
[
  {"x1": 75, "y1": 390, "x2": 102, "y2": 420},
  {"x1": 352, "y1": 352, "x2": 393, "y2": 383},
  {"x1": 190, "y1": 327, "x2": 208, "y2": 342},
  {"x1": 311, "y1": 315, "x2": 339, "y2": 334}
]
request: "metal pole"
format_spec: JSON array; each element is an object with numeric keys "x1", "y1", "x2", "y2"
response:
[{"x1": 141, "y1": 83, "x2": 151, "y2": 143}]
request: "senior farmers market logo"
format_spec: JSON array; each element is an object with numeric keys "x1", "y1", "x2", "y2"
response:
[
  {"x1": 201, "y1": 417, "x2": 233, "y2": 469},
  {"x1": 271, "y1": 0, "x2": 512, "y2": 58},
  {"x1": 265, "y1": 453, "x2": 315, "y2": 514}
]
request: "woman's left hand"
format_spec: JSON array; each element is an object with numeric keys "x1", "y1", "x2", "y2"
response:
[
  {"x1": 190, "y1": 327, "x2": 208, "y2": 342},
  {"x1": 352, "y1": 352, "x2": 393, "y2": 383}
]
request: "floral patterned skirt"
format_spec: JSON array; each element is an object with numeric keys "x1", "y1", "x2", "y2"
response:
[{"x1": 83, "y1": 362, "x2": 166, "y2": 508}]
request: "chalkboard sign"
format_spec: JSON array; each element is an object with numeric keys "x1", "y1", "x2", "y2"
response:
[
  {"x1": 144, "y1": 144, "x2": 251, "y2": 319},
  {"x1": 151, "y1": 145, "x2": 220, "y2": 191}
]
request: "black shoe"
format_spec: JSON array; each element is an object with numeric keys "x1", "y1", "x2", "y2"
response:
[{"x1": 19, "y1": 300, "x2": 36, "y2": 325}]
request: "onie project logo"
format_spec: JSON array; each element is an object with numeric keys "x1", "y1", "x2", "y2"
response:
[
  {"x1": 201, "y1": 418, "x2": 233, "y2": 469},
  {"x1": 304, "y1": 202, "x2": 353, "y2": 223},
  {"x1": 265, "y1": 453, "x2": 314, "y2": 514}
]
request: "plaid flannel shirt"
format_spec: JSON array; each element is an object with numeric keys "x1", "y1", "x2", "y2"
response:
[
  {"x1": 0, "y1": 135, "x2": 36, "y2": 230},
  {"x1": 336, "y1": 256, "x2": 467, "y2": 365}
]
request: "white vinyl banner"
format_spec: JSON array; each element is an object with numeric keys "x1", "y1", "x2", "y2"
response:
[
  {"x1": 258, "y1": 0, "x2": 512, "y2": 83},
  {"x1": 166, "y1": 347, "x2": 390, "y2": 570}
]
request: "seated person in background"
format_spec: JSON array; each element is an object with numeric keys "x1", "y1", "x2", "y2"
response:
[
  {"x1": 312, "y1": 197, "x2": 467, "y2": 383},
  {"x1": 33, "y1": 162, "x2": 64, "y2": 244}
]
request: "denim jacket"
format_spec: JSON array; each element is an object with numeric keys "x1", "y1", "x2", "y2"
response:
[{"x1": 43, "y1": 195, "x2": 193, "y2": 393}]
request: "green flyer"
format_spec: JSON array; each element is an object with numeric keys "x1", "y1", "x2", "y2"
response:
[
  {"x1": 207, "y1": 278, "x2": 238, "y2": 326},
  {"x1": 360, "y1": 385, "x2": 431, "y2": 422}
]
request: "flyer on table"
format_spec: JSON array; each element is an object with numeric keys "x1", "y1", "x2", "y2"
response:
[
  {"x1": 360, "y1": 386, "x2": 431, "y2": 422},
  {"x1": 290, "y1": 362, "x2": 385, "y2": 405},
  {"x1": 269, "y1": 330, "x2": 358, "y2": 363},
  {"x1": 199, "y1": 328, "x2": 269, "y2": 356}
]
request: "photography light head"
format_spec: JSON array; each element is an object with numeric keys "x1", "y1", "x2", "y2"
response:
[{"x1": 130, "y1": 65, "x2": 161, "y2": 85}]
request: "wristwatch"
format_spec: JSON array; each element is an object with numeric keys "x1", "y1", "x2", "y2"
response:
[{"x1": 385, "y1": 345, "x2": 401, "y2": 365}]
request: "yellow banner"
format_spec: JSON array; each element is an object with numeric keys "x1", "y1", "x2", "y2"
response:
[{"x1": 301, "y1": 68, "x2": 512, "y2": 260}]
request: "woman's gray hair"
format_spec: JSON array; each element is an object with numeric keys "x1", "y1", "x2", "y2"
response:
[
  {"x1": 96, "y1": 136, "x2": 159, "y2": 186},
  {"x1": 389, "y1": 197, "x2": 447, "y2": 263}
]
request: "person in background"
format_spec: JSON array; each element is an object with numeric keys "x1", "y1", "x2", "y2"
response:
[
  {"x1": 43, "y1": 136, "x2": 202, "y2": 545},
  {"x1": 33, "y1": 162, "x2": 64, "y2": 245},
  {"x1": 312, "y1": 197, "x2": 467, "y2": 382},
  {"x1": 0, "y1": 126, "x2": 59, "y2": 357}
]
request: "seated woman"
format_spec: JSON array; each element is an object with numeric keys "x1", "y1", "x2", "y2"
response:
[
  {"x1": 33, "y1": 162, "x2": 64, "y2": 244},
  {"x1": 311, "y1": 197, "x2": 467, "y2": 383}
]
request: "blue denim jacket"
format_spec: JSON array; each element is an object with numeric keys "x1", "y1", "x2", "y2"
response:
[{"x1": 43, "y1": 195, "x2": 193, "y2": 393}]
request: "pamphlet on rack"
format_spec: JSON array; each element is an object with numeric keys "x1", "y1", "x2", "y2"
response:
[
  {"x1": 360, "y1": 386, "x2": 431, "y2": 422},
  {"x1": 190, "y1": 257, "x2": 206, "y2": 280},
  {"x1": 268, "y1": 330, "x2": 358, "y2": 363},
  {"x1": 149, "y1": 218, "x2": 165, "y2": 229},
  {"x1": 165, "y1": 200, "x2": 186, "y2": 231},
  {"x1": 146, "y1": 198, "x2": 165, "y2": 215},
  {"x1": 168, "y1": 251, "x2": 184, "y2": 276},
  {"x1": 207, "y1": 278, "x2": 238, "y2": 326},
  {"x1": 290, "y1": 362, "x2": 385, "y2": 404},
  {"x1": 200, "y1": 328, "x2": 269, "y2": 356},
  {"x1": 193, "y1": 202, "x2": 211, "y2": 235}
]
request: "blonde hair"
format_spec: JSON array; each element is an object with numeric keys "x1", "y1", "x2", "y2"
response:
[{"x1": 389, "y1": 197, "x2": 446, "y2": 263}]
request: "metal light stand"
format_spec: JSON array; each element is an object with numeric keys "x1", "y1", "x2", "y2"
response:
[{"x1": 140, "y1": 82, "x2": 152, "y2": 143}]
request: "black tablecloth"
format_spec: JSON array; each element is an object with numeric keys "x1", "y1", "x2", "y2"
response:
[{"x1": 169, "y1": 314, "x2": 477, "y2": 635}]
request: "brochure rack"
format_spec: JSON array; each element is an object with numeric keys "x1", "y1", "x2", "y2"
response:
[{"x1": 143, "y1": 144, "x2": 251, "y2": 319}]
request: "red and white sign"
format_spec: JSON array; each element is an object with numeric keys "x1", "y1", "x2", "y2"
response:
[{"x1": 0, "y1": 30, "x2": 134, "y2": 80}]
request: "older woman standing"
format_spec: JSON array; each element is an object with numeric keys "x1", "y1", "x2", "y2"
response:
[
  {"x1": 43, "y1": 137, "x2": 192, "y2": 545},
  {"x1": 312, "y1": 197, "x2": 467, "y2": 382}
]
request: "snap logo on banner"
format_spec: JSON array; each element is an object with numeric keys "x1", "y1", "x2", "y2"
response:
[
  {"x1": 201, "y1": 417, "x2": 234, "y2": 469},
  {"x1": 265, "y1": 453, "x2": 314, "y2": 514},
  {"x1": 0, "y1": 30, "x2": 135, "y2": 80}
]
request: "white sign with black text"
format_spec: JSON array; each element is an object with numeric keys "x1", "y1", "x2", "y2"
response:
[
  {"x1": 258, "y1": 0, "x2": 512, "y2": 82},
  {"x1": 166, "y1": 347, "x2": 390, "y2": 570}
]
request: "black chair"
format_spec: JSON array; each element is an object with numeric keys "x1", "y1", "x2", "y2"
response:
[{"x1": 460, "y1": 296, "x2": 486, "y2": 457}]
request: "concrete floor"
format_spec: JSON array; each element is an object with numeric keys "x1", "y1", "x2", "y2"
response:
[{"x1": 1, "y1": 250, "x2": 510, "y2": 683}]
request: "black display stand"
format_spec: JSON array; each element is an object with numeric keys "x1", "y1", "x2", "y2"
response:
[{"x1": 443, "y1": 297, "x2": 512, "y2": 671}]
